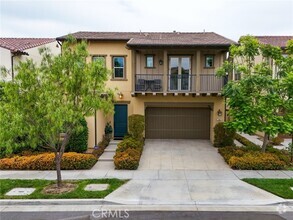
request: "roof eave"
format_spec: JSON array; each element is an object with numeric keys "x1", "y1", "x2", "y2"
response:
[{"x1": 126, "y1": 44, "x2": 233, "y2": 49}]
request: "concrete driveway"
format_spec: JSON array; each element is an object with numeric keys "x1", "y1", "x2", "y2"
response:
[
  {"x1": 105, "y1": 139, "x2": 285, "y2": 205},
  {"x1": 138, "y1": 139, "x2": 230, "y2": 170}
]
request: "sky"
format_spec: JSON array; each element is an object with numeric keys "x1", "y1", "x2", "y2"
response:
[{"x1": 0, "y1": 0, "x2": 292, "y2": 41}]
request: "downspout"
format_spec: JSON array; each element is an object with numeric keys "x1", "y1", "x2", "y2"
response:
[
  {"x1": 11, "y1": 53, "x2": 15, "y2": 80},
  {"x1": 94, "y1": 110, "x2": 97, "y2": 147},
  {"x1": 11, "y1": 51, "x2": 29, "y2": 80}
]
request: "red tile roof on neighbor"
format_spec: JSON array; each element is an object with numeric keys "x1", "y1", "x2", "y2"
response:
[
  {"x1": 57, "y1": 31, "x2": 236, "y2": 47},
  {"x1": 0, "y1": 38, "x2": 55, "y2": 53},
  {"x1": 255, "y1": 36, "x2": 293, "y2": 48}
]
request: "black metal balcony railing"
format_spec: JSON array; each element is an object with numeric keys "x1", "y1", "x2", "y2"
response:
[
  {"x1": 134, "y1": 74, "x2": 226, "y2": 93},
  {"x1": 200, "y1": 74, "x2": 227, "y2": 93},
  {"x1": 135, "y1": 74, "x2": 164, "y2": 92},
  {"x1": 168, "y1": 74, "x2": 196, "y2": 92}
]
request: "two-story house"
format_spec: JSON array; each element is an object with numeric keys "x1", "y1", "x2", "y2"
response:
[
  {"x1": 57, "y1": 32, "x2": 236, "y2": 149},
  {"x1": 0, "y1": 38, "x2": 61, "y2": 81},
  {"x1": 255, "y1": 36, "x2": 292, "y2": 78}
]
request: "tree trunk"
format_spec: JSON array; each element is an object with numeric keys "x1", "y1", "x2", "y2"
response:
[
  {"x1": 55, "y1": 133, "x2": 71, "y2": 188},
  {"x1": 262, "y1": 133, "x2": 269, "y2": 152},
  {"x1": 55, "y1": 153, "x2": 62, "y2": 187},
  {"x1": 291, "y1": 133, "x2": 293, "y2": 162}
]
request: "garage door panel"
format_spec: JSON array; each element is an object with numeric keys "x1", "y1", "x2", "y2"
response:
[{"x1": 146, "y1": 107, "x2": 210, "y2": 139}]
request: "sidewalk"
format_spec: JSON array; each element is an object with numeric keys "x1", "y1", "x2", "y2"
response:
[{"x1": 0, "y1": 169, "x2": 292, "y2": 180}]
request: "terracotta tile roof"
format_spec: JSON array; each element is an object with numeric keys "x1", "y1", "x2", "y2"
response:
[
  {"x1": 57, "y1": 32, "x2": 141, "y2": 41},
  {"x1": 0, "y1": 38, "x2": 55, "y2": 53},
  {"x1": 57, "y1": 31, "x2": 236, "y2": 47},
  {"x1": 254, "y1": 36, "x2": 293, "y2": 48}
]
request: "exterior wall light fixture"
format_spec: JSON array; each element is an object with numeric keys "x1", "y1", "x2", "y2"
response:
[
  {"x1": 217, "y1": 109, "x2": 223, "y2": 116},
  {"x1": 118, "y1": 92, "x2": 123, "y2": 99},
  {"x1": 159, "y1": 59, "x2": 163, "y2": 65}
]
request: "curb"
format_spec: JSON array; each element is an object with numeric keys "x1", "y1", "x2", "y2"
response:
[
  {"x1": 0, "y1": 199, "x2": 120, "y2": 206},
  {"x1": 1, "y1": 199, "x2": 293, "y2": 206}
]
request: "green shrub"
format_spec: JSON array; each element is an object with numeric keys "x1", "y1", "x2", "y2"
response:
[
  {"x1": 66, "y1": 118, "x2": 88, "y2": 153},
  {"x1": 116, "y1": 137, "x2": 143, "y2": 153},
  {"x1": 213, "y1": 122, "x2": 236, "y2": 148},
  {"x1": 128, "y1": 114, "x2": 145, "y2": 140},
  {"x1": 229, "y1": 152, "x2": 285, "y2": 170},
  {"x1": 92, "y1": 135, "x2": 110, "y2": 159},
  {"x1": 218, "y1": 146, "x2": 245, "y2": 163},
  {"x1": 235, "y1": 133, "x2": 259, "y2": 148},
  {"x1": 0, "y1": 152, "x2": 97, "y2": 170},
  {"x1": 266, "y1": 146, "x2": 290, "y2": 165},
  {"x1": 114, "y1": 148, "x2": 140, "y2": 170}
]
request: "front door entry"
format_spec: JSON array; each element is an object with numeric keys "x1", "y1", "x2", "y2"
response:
[{"x1": 114, "y1": 104, "x2": 128, "y2": 139}]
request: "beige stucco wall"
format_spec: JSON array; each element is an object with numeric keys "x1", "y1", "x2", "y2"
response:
[
  {"x1": 90, "y1": 95, "x2": 224, "y2": 147},
  {"x1": 0, "y1": 47, "x2": 11, "y2": 80},
  {"x1": 0, "y1": 41, "x2": 61, "y2": 81},
  {"x1": 135, "y1": 49, "x2": 225, "y2": 75},
  {"x1": 85, "y1": 41, "x2": 226, "y2": 148}
]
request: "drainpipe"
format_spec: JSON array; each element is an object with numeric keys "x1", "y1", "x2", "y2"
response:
[
  {"x1": 94, "y1": 110, "x2": 97, "y2": 147},
  {"x1": 11, "y1": 53, "x2": 15, "y2": 80},
  {"x1": 11, "y1": 51, "x2": 29, "y2": 80}
]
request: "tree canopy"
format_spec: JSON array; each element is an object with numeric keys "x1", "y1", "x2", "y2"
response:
[
  {"x1": 217, "y1": 36, "x2": 293, "y2": 152},
  {"x1": 0, "y1": 37, "x2": 114, "y2": 185}
]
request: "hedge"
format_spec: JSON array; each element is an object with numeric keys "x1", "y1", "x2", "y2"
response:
[
  {"x1": 229, "y1": 152, "x2": 285, "y2": 170},
  {"x1": 114, "y1": 148, "x2": 140, "y2": 170},
  {"x1": 66, "y1": 118, "x2": 88, "y2": 153},
  {"x1": 0, "y1": 152, "x2": 97, "y2": 170},
  {"x1": 213, "y1": 122, "x2": 235, "y2": 148},
  {"x1": 92, "y1": 135, "x2": 110, "y2": 159},
  {"x1": 114, "y1": 137, "x2": 144, "y2": 170},
  {"x1": 218, "y1": 145, "x2": 289, "y2": 170},
  {"x1": 128, "y1": 114, "x2": 145, "y2": 140},
  {"x1": 116, "y1": 137, "x2": 143, "y2": 153}
]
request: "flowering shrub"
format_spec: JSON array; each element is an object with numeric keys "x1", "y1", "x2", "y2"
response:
[
  {"x1": 229, "y1": 152, "x2": 285, "y2": 170},
  {"x1": 114, "y1": 148, "x2": 140, "y2": 170},
  {"x1": 0, "y1": 152, "x2": 97, "y2": 170}
]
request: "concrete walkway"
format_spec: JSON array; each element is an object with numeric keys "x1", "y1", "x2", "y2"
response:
[{"x1": 240, "y1": 133, "x2": 291, "y2": 150}]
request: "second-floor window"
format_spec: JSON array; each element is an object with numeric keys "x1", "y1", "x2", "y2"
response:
[
  {"x1": 205, "y1": 55, "x2": 214, "y2": 68},
  {"x1": 145, "y1": 55, "x2": 154, "y2": 68},
  {"x1": 113, "y1": 56, "x2": 125, "y2": 78},
  {"x1": 92, "y1": 55, "x2": 106, "y2": 66}
]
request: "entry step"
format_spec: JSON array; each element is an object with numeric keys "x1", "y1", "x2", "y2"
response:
[{"x1": 99, "y1": 151, "x2": 115, "y2": 161}]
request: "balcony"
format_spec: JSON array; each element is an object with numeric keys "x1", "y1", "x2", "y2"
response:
[
  {"x1": 134, "y1": 74, "x2": 226, "y2": 95},
  {"x1": 135, "y1": 74, "x2": 164, "y2": 92}
]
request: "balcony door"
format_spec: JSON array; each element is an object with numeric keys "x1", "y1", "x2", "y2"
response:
[{"x1": 169, "y1": 56, "x2": 191, "y2": 91}]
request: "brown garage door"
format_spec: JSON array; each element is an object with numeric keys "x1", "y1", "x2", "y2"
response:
[{"x1": 145, "y1": 107, "x2": 210, "y2": 139}]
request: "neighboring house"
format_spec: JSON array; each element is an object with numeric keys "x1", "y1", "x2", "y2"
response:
[
  {"x1": 256, "y1": 36, "x2": 292, "y2": 78},
  {"x1": 0, "y1": 38, "x2": 61, "y2": 81},
  {"x1": 57, "y1": 31, "x2": 236, "y2": 148}
]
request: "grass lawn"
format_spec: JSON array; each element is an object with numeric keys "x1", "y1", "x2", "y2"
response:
[
  {"x1": 0, "y1": 179, "x2": 126, "y2": 199},
  {"x1": 243, "y1": 178, "x2": 293, "y2": 199}
]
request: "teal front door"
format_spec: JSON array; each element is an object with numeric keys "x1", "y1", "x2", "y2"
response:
[{"x1": 114, "y1": 104, "x2": 128, "y2": 139}]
